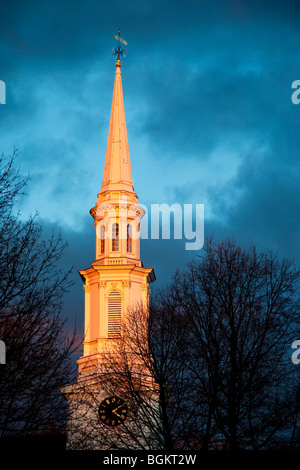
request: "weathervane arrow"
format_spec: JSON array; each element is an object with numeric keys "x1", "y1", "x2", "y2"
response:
[{"x1": 112, "y1": 28, "x2": 127, "y2": 59}]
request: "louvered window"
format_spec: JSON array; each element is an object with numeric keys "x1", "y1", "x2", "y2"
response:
[{"x1": 108, "y1": 291, "x2": 121, "y2": 337}]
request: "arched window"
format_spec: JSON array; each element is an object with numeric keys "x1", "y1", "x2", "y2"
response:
[
  {"x1": 127, "y1": 224, "x2": 132, "y2": 253},
  {"x1": 108, "y1": 291, "x2": 121, "y2": 337},
  {"x1": 100, "y1": 225, "x2": 105, "y2": 254},
  {"x1": 112, "y1": 223, "x2": 119, "y2": 251}
]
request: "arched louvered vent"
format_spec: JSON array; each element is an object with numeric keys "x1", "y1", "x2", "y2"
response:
[{"x1": 108, "y1": 291, "x2": 121, "y2": 338}]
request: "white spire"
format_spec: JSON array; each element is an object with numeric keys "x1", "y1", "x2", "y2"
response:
[{"x1": 101, "y1": 57, "x2": 133, "y2": 193}]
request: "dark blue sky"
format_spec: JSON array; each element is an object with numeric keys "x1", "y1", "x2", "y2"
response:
[{"x1": 1, "y1": 0, "x2": 299, "y2": 335}]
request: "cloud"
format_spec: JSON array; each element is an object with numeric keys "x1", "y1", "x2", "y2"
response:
[{"x1": 1, "y1": 0, "x2": 299, "y2": 342}]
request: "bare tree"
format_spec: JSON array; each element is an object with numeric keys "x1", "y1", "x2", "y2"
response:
[
  {"x1": 61, "y1": 234, "x2": 300, "y2": 451},
  {"x1": 0, "y1": 150, "x2": 79, "y2": 439},
  {"x1": 107, "y1": 301, "x2": 197, "y2": 451},
  {"x1": 171, "y1": 237, "x2": 300, "y2": 450},
  {"x1": 63, "y1": 303, "x2": 165, "y2": 450},
  {"x1": 65, "y1": 298, "x2": 204, "y2": 451}
]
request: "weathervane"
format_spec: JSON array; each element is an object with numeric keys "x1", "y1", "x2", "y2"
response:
[{"x1": 112, "y1": 28, "x2": 128, "y2": 60}]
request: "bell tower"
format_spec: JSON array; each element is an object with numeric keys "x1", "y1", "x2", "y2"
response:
[
  {"x1": 77, "y1": 37, "x2": 155, "y2": 375},
  {"x1": 61, "y1": 32, "x2": 156, "y2": 450}
]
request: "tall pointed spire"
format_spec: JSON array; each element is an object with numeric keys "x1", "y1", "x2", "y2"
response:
[
  {"x1": 100, "y1": 54, "x2": 133, "y2": 193},
  {"x1": 61, "y1": 32, "x2": 156, "y2": 450}
]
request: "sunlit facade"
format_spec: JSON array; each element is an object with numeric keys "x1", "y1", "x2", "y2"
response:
[{"x1": 61, "y1": 50, "x2": 156, "y2": 450}]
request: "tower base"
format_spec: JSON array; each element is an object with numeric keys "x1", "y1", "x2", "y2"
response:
[{"x1": 61, "y1": 363, "x2": 161, "y2": 450}]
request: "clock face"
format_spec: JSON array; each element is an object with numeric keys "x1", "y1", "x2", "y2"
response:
[{"x1": 98, "y1": 395, "x2": 128, "y2": 427}]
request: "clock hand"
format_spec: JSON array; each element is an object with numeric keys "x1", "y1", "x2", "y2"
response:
[{"x1": 112, "y1": 404, "x2": 125, "y2": 418}]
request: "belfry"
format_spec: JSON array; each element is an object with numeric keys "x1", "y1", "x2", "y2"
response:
[{"x1": 61, "y1": 32, "x2": 156, "y2": 450}]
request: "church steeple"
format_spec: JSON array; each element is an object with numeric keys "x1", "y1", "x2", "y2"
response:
[
  {"x1": 76, "y1": 33, "x2": 155, "y2": 363},
  {"x1": 61, "y1": 32, "x2": 157, "y2": 450},
  {"x1": 101, "y1": 56, "x2": 133, "y2": 193},
  {"x1": 89, "y1": 51, "x2": 142, "y2": 263}
]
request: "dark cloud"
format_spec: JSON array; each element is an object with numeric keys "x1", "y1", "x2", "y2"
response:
[
  {"x1": 0, "y1": 0, "x2": 299, "y2": 337},
  {"x1": 223, "y1": 151, "x2": 300, "y2": 261}
]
